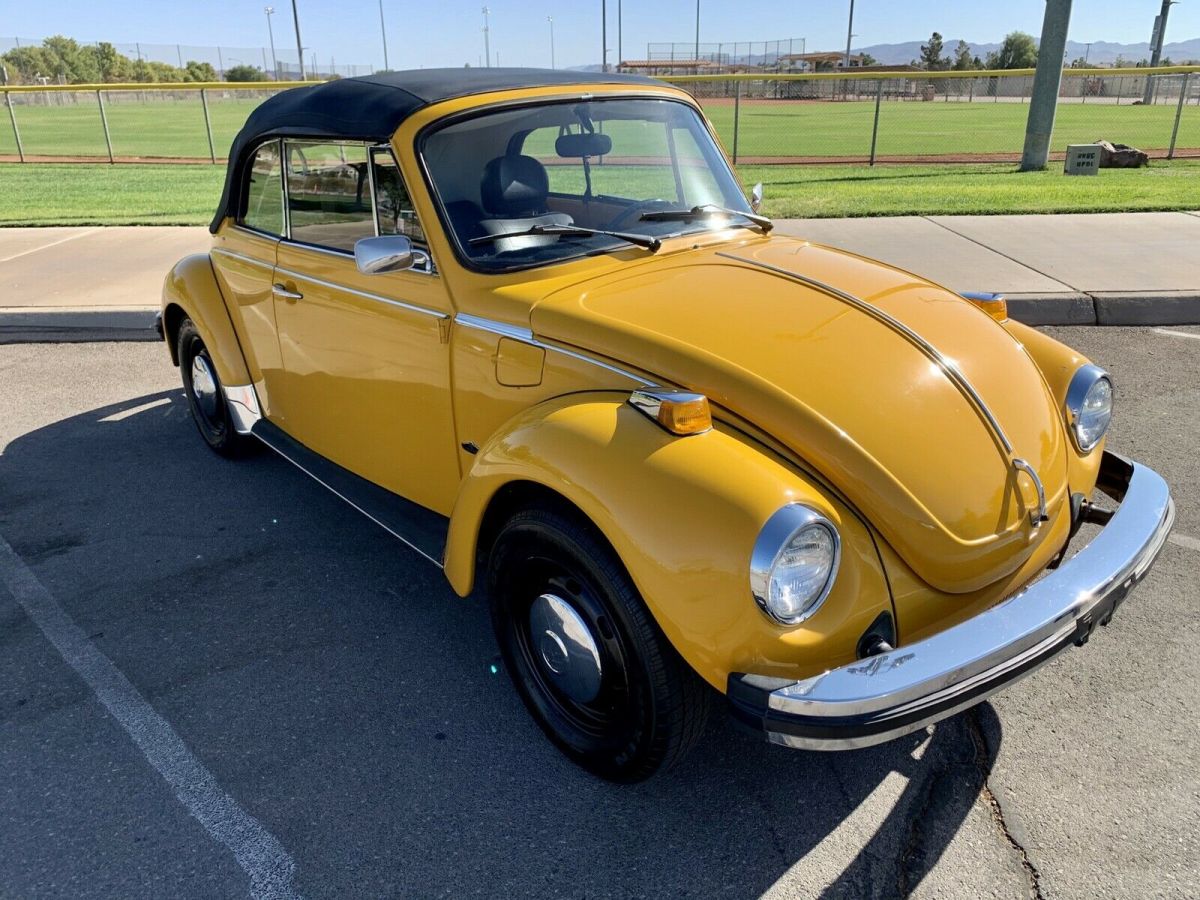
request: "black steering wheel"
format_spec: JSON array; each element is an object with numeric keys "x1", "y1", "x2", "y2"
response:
[{"x1": 603, "y1": 198, "x2": 677, "y2": 231}]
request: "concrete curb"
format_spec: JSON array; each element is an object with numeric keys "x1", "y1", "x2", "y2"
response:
[
  {"x1": 0, "y1": 307, "x2": 160, "y2": 345},
  {"x1": 2, "y1": 294, "x2": 1199, "y2": 344}
]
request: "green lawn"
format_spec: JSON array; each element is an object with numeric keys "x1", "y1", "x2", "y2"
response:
[
  {"x1": 3, "y1": 160, "x2": 1197, "y2": 226},
  {"x1": 1, "y1": 93, "x2": 1196, "y2": 161}
]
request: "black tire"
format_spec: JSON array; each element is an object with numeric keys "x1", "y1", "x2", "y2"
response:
[
  {"x1": 177, "y1": 318, "x2": 253, "y2": 458},
  {"x1": 488, "y1": 504, "x2": 709, "y2": 782}
]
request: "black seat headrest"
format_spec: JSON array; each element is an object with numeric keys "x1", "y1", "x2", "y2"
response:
[{"x1": 480, "y1": 155, "x2": 550, "y2": 217}]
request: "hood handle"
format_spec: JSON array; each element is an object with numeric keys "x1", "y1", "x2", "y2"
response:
[{"x1": 1011, "y1": 458, "x2": 1049, "y2": 527}]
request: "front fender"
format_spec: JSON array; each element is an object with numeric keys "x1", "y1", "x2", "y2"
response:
[
  {"x1": 160, "y1": 254, "x2": 251, "y2": 388},
  {"x1": 444, "y1": 392, "x2": 893, "y2": 691}
]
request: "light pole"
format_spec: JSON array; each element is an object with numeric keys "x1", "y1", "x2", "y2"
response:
[
  {"x1": 844, "y1": 0, "x2": 855, "y2": 69},
  {"x1": 264, "y1": 7, "x2": 279, "y2": 80},
  {"x1": 1020, "y1": 0, "x2": 1073, "y2": 170},
  {"x1": 378, "y1": 0, "x2": 389, "y2": 71},
  {"x1": 618, "y1": 1, "x2": 622, "y2": 69},
  {"x1": 694, "y1": 0, "x2": 700, "y2": 63},
  {"x1": 290, "y1": 0, "x2": 305, "y2": 80},
  {"x1": 1084, "y1": 42, "x2": 1092, "y2": 64},
  {"x1": 482, "y1": 6, "x2": 491, "y2": 69},
  {"x1": 1143, "y1": 0, "x2": 1179, "y2": 103},
  {"x1": 548, "y1": 16, "x2": 556, "y2": 69},
  {"x1": 601, "y1": 0, "x2": 607, "y2": 72}
]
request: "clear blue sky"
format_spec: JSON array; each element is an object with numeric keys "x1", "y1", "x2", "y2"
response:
[{"x1": 5, "y1": 1, "x2": 1199, "y2": 70}]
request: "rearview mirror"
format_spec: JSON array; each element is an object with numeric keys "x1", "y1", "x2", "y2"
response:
[
  {"x1": 556, "y1": 132, "x2": 613, "y2": 158},
  {"x1": 750, "y1": 182, "x2": 763, "y2": 213},
  {"x1": 354, "y1": 235, "x2": 427, "y2": 275}
]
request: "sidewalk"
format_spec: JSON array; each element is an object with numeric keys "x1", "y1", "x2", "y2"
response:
[{"x1": 2, "y1": 214, "x2": 1198, "y2": 341}]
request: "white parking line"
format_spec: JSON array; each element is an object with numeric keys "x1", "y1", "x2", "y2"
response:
[
  {"x1": 1169, "y1": 533, "x2": 1200, "y2": 553},
  {"x1": 98, "y1": 397, "x2": 172, "y2": 422},
  {"x1": 0, "y1": 534, "x2": 301, "y2": 900},
  {"x1": 0, "y1": 229, "x2": 99, "y2": 263},
  {"x1": 1153, "y1": 328, "x2": 1200, "y2": 342}
]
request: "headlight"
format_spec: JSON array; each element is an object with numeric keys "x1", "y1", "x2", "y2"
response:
[
  {"x1": 750, "y1": 504, "x2": 841, "y2": 626},
  {"x1": 1065, "y1": 364, "x2": 1113, "y2": 453}
]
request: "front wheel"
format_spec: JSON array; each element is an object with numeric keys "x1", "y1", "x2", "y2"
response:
[
  {"x1": 488, "y1": 505, "x2": 709, "y2": 782},
  {"x1": 177, "y1": 318, "x2": 253, "y2": 458}
]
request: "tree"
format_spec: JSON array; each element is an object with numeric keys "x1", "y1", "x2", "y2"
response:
[
  {"x1": 919, "y1": 32, "x2": 949, "y2": 70},
  {"x1": 184, "y1": 61, "x2": 218, "y2": 82},
  {"x1": 225, "y1": 64, "x2": 268, "y2": 82},
  {"x1": 952, "y1": 40, "x2": 976, "y2": 71},
  {"x1": 859, "y1": 52, "x2": 878, "y2": 67},
  {"x1": 985, "y1": 32, "x2": 1038, "y2": 70}
]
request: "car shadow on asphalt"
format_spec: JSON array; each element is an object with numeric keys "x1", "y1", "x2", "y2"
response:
[{"x1": 0, "y1": 389, "x2": 1002, "y2": 899}]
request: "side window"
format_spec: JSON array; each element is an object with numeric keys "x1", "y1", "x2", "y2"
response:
[
  {"x1": 241, "y1": 140, "x2": 284, "y2": 236},
  {"x1": 371, "y1": 148, "x2": 426, "y2": 246},
  {"x1": 285, "y1": 141, "x2": 375, "y2": 253}
]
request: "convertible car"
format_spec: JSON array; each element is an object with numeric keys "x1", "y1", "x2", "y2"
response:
[{"x1": 160, "y1": 69, "x2": 1174, "y2": 781}]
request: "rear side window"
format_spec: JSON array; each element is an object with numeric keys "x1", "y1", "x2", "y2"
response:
[
  {"x1": 241, "y1": 140, "x2": 284, "y2": 236},
  {"x1": 371, "y1": 147, "x2": 426, "y2": 247},
  {"x1": 285, "y1": 141, "x2": 375, "y2": 253}
]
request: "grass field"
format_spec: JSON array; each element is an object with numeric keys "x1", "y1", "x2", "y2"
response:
[
  {"x1": 3, "y1": 160, "x2": 1198, "y2": 226},
  {"x1": 1, "y1": 93, "x2": 1197, "y2": 161}
]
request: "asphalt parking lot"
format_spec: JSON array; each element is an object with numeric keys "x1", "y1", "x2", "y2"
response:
[{"x1": 1, "y1": 326, "x2": 1197, "y2": 899}]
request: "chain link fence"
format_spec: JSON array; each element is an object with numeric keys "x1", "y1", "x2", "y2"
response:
[
  {"x1": 1, "y1": 36, "x2": 374, "y2": 83},
  {"x1": 665, "y1": 68, "x2": 1200, "y2": 164},
  {"x1": 1, "y1": 69, "x2": 1196, "y2": 165}
]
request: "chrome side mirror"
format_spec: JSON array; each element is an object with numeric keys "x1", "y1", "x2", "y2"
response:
[
  {"x1": 750, "y1": 182, "x2": 764, "y2": 213},
  {"x1": 354, "y1": 235, "x2": 427, "y2": 275}
]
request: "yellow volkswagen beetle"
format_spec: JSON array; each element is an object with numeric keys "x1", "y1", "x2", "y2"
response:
[{"x1": 160, "y1": 69, "x2": 1174, "y2": 781}]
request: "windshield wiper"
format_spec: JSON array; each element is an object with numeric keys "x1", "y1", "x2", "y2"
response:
[
  {"x1": 468, "y1": 223, "x2": 661, "y2": 252},
  {"x1": 639, "y1": 204, "x2": 773, "y2": 233}
]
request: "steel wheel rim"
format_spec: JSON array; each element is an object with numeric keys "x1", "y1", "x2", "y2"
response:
[{"x1": 190, "y1": 354, "x2": 221, "y2": 422}]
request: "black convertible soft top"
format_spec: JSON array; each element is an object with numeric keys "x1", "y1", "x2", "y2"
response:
[{"x1": 210, "y1": 68, "x2": 661, "y2": 233}]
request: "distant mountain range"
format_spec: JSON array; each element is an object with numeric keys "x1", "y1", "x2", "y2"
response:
[{"x1": 857, "y1": 38, "x2": 1200, "y2": 66}]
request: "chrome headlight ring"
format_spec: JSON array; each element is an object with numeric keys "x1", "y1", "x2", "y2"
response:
[
  {"x1": 1064, "y1": 364, "x2": 1113, "y2": 453},
  {"x1": 750, "y1": 504, "x2": 841, "y2": 626}
]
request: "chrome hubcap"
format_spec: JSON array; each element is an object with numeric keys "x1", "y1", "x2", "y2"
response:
[
  {"x1": 190, "y1": 355, "x2": 220, "y2": 420},
  {"x1": 529, "y1": 593, "x2": 603, "y2": 704}
]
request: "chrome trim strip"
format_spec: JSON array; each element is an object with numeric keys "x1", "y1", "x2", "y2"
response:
[
  {"x1": 222, "y1": 383, "x2": 263, "y2": 435},
  {"x1": 716, "y1": 252, "x2": 1015, "y2": 456},
  {"x1": 272, "y1": 266, "x2": 449, "y2": 320},
  {"x1": 454, "y1": 313, "x2": 657, "y2": 386},
  {"x1": 749, "y1": 503, "x2": 841, "y2": 626},
  {"x1": 734, "y1": 454, "x2": 1174, "y2": 751},
  {"x1": 211, "y1": 246, "x2": 274, "y2": 270}
]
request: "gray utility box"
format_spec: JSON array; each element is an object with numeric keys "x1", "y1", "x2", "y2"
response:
[{"x1": 1064, "y1": 144, "x2": 1101, "y2": 176}]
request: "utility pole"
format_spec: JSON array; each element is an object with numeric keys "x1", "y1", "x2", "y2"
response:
[
  {"x1": 378, "y1": 0, "x2": 389, "y2": 71},
  {"x1": 1143, "y1": 0, "x2": 1178, "y2": 103},
  {"x1": 844, "y1": 0, "x2": 855, "y2": 69},
  {"x1": 548, "y1": 16, "x2": 556, "y2": 69},
  {"x1": 482, "y1": 6, "x2": 491, "y2": 69},
  {"x1": 1020, "y1": 0, "x2": 1073, "y2": 170},
  {"x1": 265, "y1": 7, "x2": 279, "y2": 80},
  {"x1": 290, "y1": 0, "x2": 305, "y2": 80}
]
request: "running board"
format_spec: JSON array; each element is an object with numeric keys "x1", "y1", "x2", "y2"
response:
[{"x1": 251, "y1": 420, "x2": 448, "y2": 567}]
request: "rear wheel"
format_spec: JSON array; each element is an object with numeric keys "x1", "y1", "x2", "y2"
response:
[
  {"x1": 488, "y1": 504, "x2": 709, "y2": 782},
  {"x1": 177, "y1": 318, "x2": 253, "y2": 457}
]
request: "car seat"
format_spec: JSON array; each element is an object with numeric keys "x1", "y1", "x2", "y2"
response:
[{"x1": 478, "y1": 155, "x2": 573, "y2": 253}]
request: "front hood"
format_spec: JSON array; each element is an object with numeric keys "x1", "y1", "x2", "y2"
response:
[{"x1": 531, "y1": 238, "x2": 1070, "y2": 594}]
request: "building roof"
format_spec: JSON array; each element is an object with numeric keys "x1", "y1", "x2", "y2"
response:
[{"x1": 211, "y1": 68, "x2": 659, "y2": 232}]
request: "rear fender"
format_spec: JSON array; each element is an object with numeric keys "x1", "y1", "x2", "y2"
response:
[
  {"x1": 444, "y1": 392, "x2": 893, "y2": 691},
  {"x1": 160, "y1": 253, "x2": 252, "y2": 387}
]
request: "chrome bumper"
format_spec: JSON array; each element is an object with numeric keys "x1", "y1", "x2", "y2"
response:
[{"x1": 728, "y1": 452, "x2": 1174, "y2": 751}]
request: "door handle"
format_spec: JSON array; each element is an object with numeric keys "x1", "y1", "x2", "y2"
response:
[{"x1": 272, "y1": 283, "x2": 303, "y2": 302}]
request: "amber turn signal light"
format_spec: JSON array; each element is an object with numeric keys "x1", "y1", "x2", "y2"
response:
[
  {"x1": 628, "y1": 390, "x2": 713, "y2": 436},
  {"x1": 961, "y1": 291, "x2": 1008, "y2": 322}
]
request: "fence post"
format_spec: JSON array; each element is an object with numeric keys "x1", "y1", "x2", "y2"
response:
[
  {"x1": 1168, "y1": 73, "x2": 1190, "y2": 159},
  {"x1": 4, "y1": 90, "x2": 23, "y2": 162},
  {"x1": 732, "y1": 77, "x2": 741, "y2": 164},
  {"x1": 200, "y1": 88, "x2": 216, "y2": 163},
  {"x1": 96, "y1": 90, "x2": 114, "y2": 163},
  {"x1": 869, "y1": 79, "x2": 883, "y2": 166}
]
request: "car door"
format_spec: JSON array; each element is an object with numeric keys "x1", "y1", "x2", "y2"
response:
[
  {"x1": 210, "y1": 138, "x2": 287, "y2": 416},
  {"x1": 272, "y1": 141, "x2": 460, "y2": 517}
]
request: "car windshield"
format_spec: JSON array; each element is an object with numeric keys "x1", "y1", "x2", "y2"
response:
[{"x1": 421, "y1": 97, "x2": 753, "y2": 272}]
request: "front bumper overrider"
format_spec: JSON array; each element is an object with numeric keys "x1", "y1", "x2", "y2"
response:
[{"x1": 728, "y1": 451, "x2": 1175, "y2": 751}]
